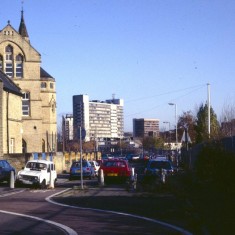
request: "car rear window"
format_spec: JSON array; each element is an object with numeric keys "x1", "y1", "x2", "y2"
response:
[
  {"x1": 149, "y1": 161, "x2": 171, "y2": 170},
  {"x1": 72, "y1": 161, "x2": 89, "y2": 167},
  {"x1": 103, "y1": 161, "x2": 126, "y2": 168}
]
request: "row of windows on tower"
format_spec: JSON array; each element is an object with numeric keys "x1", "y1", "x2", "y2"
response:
[{"x1": 0, "y1": 45, "x2": 23, "y2": 78}]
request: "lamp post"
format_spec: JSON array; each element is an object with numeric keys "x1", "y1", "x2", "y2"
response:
[
  {"x1": 169, "y1": 102, "x2": 178, "y2": 166},
  {"x1": 79, "y1": 126, "x2": 84, "y2": 190}
]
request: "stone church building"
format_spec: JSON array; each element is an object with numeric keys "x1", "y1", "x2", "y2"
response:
[{"x1": 0, "y1": 10, "x2": 57, "y2": 155}]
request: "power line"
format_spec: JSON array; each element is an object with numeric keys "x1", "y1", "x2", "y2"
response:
[
  {"x1": 125, "y1": 84, "x2": 207, "y2": 117},
  {"x1": 125, "y1": 83, "x2": 206, "y2": 103}
]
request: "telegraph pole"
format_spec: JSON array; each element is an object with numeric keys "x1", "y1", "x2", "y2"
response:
[{"x1": 207, "y1": 83, "x2": 211, "y2": 139}]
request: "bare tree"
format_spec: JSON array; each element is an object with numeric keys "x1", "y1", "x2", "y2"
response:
[
  {"x1": 220, "y1": 99, "x2": 235, "y2": 137},
  {"x1": 220, "y1": 99, "x2": 235, "y2": 122}
]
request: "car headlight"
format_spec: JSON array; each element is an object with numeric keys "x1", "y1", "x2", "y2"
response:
[
  {"x1": 18, "y1": 174, "x2": 22, "y2": 179},
  {"x1": 34, "y1": 176, "x2": 39, "y2": 181}
]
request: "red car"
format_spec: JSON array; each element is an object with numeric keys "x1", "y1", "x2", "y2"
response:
[{"x1": 99, "y1": 159, "x2": 131, "y2": 183}]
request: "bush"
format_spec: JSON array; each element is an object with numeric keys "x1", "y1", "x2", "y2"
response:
[{"x1": 194, "y1": 144, "x2": 235, "y2": 194}]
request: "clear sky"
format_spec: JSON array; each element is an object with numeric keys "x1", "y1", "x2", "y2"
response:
[{"x1": 1, "y1": 0, "x2": 235, "y2": 132}]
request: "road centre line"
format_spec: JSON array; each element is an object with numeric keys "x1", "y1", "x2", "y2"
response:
[
  {"x1": 47, "y1": 188, "x2": 193, "y2": 235},
  {"x1": 0, "y1": 209, "x2": 78, "y2": 235}
]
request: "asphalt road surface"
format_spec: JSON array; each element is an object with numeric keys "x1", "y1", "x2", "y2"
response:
[{"x1": 0, "y1": 177, "x2": 193, "y2": 235}]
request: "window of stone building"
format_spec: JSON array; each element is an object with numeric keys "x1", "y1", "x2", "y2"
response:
[
  {"x1": 16, "y1": 54, "x2": 23, "y2": 77},
  {"x1": 22, "y1": 92, "x2": 30, "y2": 116},
  {"x1": 42, "y1": 139, "x2": 46, "y2": 152},
  {"x1": 5, "y1": 45, "x2": 13, "y2": 77},
  {"x1": 41, "y1": 82, "x2": 47, "y2": 88},
  {"x1": 22, "y1": 139, "x2": 27, "y2": 153},
  {"x1": 50, "y1": 83, "x2": 54, "y2": 89},
  {"x1": 0, "y1": 55, "x2": 3, "y2": 70}
]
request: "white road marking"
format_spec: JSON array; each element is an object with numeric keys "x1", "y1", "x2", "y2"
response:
[
  {"x1": 0, "y1": 209, "x2": 77, "y2": 235},
  {"x1": 47, "y1": 188, "x2": 193, "y2": 235},
  {"x1": 0, "y1": 189, "x2": 25, "y2": 197}
]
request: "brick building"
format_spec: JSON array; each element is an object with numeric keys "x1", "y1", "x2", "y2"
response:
[
  {"x1": 0, "y1": 10, "x2": 57, "y2": 154},
  {"x1": 133, "y1": 118, "x2": 160, "y2": 138}
]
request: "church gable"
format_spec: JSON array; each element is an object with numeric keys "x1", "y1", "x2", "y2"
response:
[{"x1": 0, "y1": 22, "x2": 41, "y2": 62}]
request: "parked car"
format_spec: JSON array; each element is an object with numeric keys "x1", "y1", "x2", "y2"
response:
[
  {"x1": 126, "y1": 153, "x2": 140, "y2": 162},
  {"x1": 144, "y1": 159, "x2": 174, "y2": 183},
  {"x1": 16, "y1": 160, "x2": 57, "y2": 189},
  {"x1": 0, "y1": 160, "x2": 15, "y2": 183},
  {"x1": 69, "y1": 160, "x2": 95, "y2": 180},
  {"x1": 99, "y1": 159, "x2": 131, "y2": 183},
  {"x1": 89, "y1": 160, "x2": 100, "y2": 176}
]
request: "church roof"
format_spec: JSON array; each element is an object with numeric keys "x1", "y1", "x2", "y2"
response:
[
  {"x1": 0, "y1": 70, "x2": 22, "y2": 96},
  {"x1": 18, "y1": 10, "x2": 29, "y2": 38},
  {"x1": 40, "y1": 67, "x2": 55, "y2": 81}
]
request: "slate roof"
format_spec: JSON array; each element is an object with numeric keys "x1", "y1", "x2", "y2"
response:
[
  {"x1": 40, "y1": 67, "x2": 55, "y2": 81},
  {"x1": 0, "y1": 70, "x2": 22, "y2": 96},
  {"x1": 18, "y1": 10, "x2": 29, "y2": 38}
]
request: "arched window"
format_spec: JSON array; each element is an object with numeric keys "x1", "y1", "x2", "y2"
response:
[
  {"x1": 41, "y1": 82, "x2": 47, "y2": 88},
  {"x1": 22, "y1": 92, "x2": 30, "y2": 116},
  {"x1": 42, "y1": 139, "x2": 46, "y2": 152},
  {"x1": 22, "y1": 139, "x2": 27, "y2": 153},
  {"x1": 16, "y1": 54, "x2": 23, "y2": 78},
  {"x1": 5, "y1": 45, "x2": 13, "y2": 77},
  {"x1": 0, "y1": 55, "x2": 3, "y2": 71}
]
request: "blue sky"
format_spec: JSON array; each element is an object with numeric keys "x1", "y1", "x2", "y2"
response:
[{"x1": 1, "y1": 0, "x2": 235, "y2": 132}]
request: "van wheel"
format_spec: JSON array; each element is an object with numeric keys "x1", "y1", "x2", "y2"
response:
[
  {"x1": 54, "y1": 179, "x2": 57, "y2": 187},
  {"x1": 40, "y1": 180, "x2": 46, "y2": 189}
]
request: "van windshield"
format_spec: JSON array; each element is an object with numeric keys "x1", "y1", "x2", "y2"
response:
[{"x1": 26, "y1": 162, "x2": 47, "y2": 170}]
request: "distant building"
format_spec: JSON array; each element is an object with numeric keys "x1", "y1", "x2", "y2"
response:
[
  {"x1": 62, "y1": 114, "x2": 73, "y2": 142},
  {"x1": 73, "y1": 94, "x2": 124, "y2": 141},
  {"x1": 133, "y1": 118, "x2": 160, "y2": 138}
]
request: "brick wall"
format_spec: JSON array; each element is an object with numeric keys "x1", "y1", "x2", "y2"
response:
[{"x1": 2, "y1": 151, "x2": 101, "y2": 174}]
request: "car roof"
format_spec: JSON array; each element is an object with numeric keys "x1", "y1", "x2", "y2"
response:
[
  {"x1": 27, "y1": 160, "x2": 54, "y2": 164},
  {"x1": 149, "y1": 159, "x2": 170, "y2": 162},
  {"x1": 103, "y1": 158, "x2": 127, "y2": 161}
]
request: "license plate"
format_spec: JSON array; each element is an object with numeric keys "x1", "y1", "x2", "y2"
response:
[
  {"x1": 76, "y1": 170, "x2": 81, "y2": 173},
  {"x1": 107, "y1": 173, "x2": 118, "y2": 176}
]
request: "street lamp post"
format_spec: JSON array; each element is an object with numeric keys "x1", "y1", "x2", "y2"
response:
[
  {"x1": 79, "y1": 126, "x2": 84, "y2": 190},
  {"x1": 168, "y1": 103, "x2": 178, "y2": 166}
]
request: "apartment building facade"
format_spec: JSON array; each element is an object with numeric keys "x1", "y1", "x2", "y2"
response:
[
  {"x1": 73, "y1": 95, "x2": 124, "y2": 141},
  {"x1": 133, "y1": 118, "x2": 160, "y2": 138}
]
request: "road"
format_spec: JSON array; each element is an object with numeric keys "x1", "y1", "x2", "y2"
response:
[{"x1": 0, "y1": 175, "x2": 193, "y2": 235}]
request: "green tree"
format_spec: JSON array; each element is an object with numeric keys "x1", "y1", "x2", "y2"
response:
[
  {"x1": 142, "y1": 136, "x2": 164, "y2": 150},
  {"x1": 194, "y1": 103, "x2": 220, "y2": 143},
  {"x1": 177, "y1": 110, "x2": 196, "y2": 143}
]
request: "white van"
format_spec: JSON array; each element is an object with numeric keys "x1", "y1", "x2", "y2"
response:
[{"x1": 16, "y1": 160, "x2": 57, "y2": 189}]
